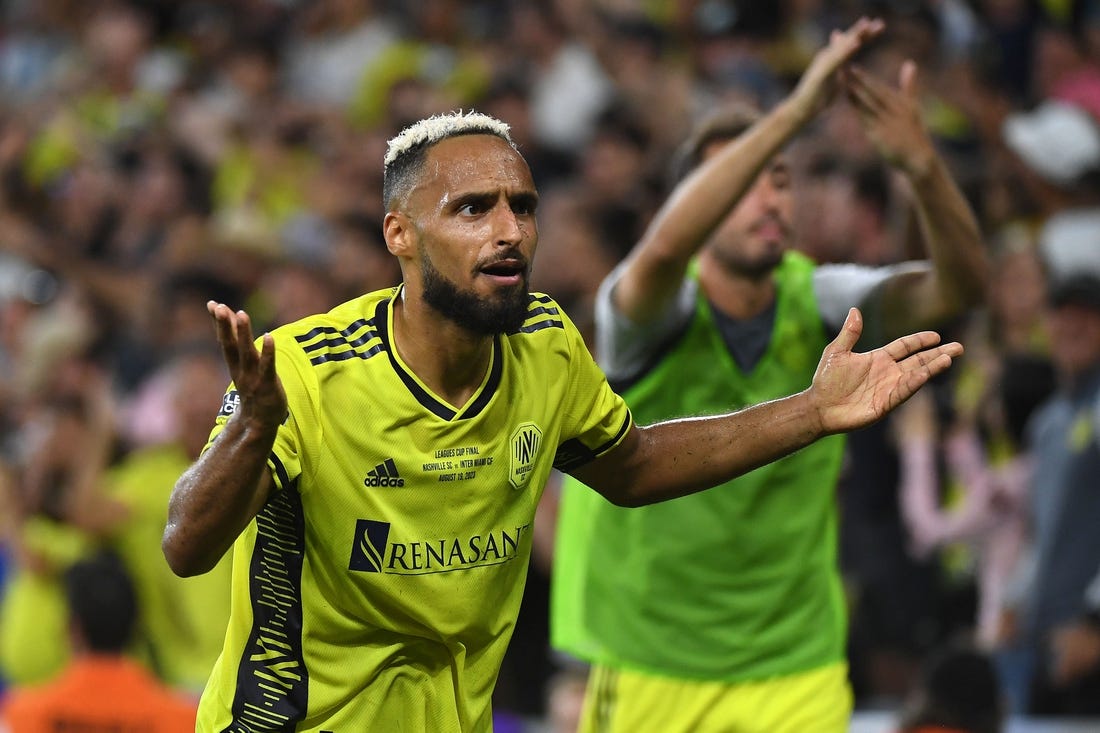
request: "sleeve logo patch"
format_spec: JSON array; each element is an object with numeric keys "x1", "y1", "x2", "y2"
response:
[{"x1": 218, "y1": 390, "x2": 241, "y2": 418}]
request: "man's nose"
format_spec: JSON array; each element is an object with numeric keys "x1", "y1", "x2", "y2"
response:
[
  {"x1": 756, "y1": 178, "x2": 784, "y2": 210},
  {"x1": 493, "y1": 206, "x2": 525, "y2": 246}
]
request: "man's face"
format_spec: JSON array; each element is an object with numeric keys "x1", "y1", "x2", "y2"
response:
[
  {"x1": 702, "y1": 139, "x2": 794, "y2": 278},
  {"x1": 395, "y1": 135, "x2": 538, "y2": 334}
]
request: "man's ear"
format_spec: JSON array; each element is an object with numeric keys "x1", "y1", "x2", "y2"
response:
[{"x1": 384, "y1": 211, "x2": 414, "y2": 257}]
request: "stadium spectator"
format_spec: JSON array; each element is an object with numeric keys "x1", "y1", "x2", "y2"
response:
[{"x1": 0, "y1": 551, "x2": 196, "y2": 732}]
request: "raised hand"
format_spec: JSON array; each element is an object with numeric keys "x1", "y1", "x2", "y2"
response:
[
  {"x1": 207, "y1": 301, "x2": 287, "y2": 429},
  {"x1": 844, "y1": 60, "x2": 936, "y2": 178},
  {"x1": 789, "y1": 16, "x2": 885, "y2": 120},
  {"x1": 809, "y1": 308, "x2": 962, "y2": 434}
]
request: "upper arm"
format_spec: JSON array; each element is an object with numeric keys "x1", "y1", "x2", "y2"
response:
[
  {"x1": 565, "y1": 423, "x2": 643, "y2": 505},
  {"x1": 247, "y1": 467, "x2": 277, "y2": 516},
  {"x1": 594, "y1": 262, "x2": 696, "y2": 381},
  {"x1": 609, "y1": 233, "x2": 696, "y2": 327}
]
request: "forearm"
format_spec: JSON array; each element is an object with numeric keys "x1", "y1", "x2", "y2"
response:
[
  {"x1": 904, "y1": 154, "x2": 989, "y2": 317},
  {"x1": 650, "y1": 100, "x2": 808, "y2": 255},
  {"x1": 898, "y1": 436, "x2": 946, "y2": 553},
  {"x1": 616, "y1": 100, "x2": 811, "y2": 322},
  {"x1": 163, "y1": 415, "x2": 277, "y2": 576},
  {"x1": 583, "y1": 390, "x2": 824, "y2": 507}
]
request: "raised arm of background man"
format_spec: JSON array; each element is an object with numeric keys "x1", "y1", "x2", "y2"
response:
[
  {"x1": 611, "y1": 17, "x2": 886, "y2": 326},
  {"x1": 842, "y1": 61, "x2": 988, "y2": 337},
  {"x1": 612, "y1": 19, "x2": 986, "y2": 340}
]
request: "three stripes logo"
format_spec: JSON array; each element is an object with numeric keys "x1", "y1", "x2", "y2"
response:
[
  {"x1": 349, "y1": 519, "x2": 390, "y2": 572},
  {"x1": 364, "y1": 458, "x2": 405, "y2": 487}
]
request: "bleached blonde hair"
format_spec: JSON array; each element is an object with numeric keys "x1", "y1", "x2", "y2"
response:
[{"x1": 382, "y1": 110, "x2": 517, "y2": 210}]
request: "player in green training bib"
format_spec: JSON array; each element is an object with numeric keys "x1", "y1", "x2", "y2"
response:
[
  {"x1": 551, "y1": 18, "x2": 989, "y2": 733},
  {"x1": 164, "y1": 93, "x2": 965, "y2": 731}
]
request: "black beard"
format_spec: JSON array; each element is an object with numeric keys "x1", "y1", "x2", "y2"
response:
[
  {"x1": 709, "y1": 245, "x2": 784, "y2": 280},
  {"x1": 421, "y1": 251, "x2": 529, "y2": 335}
]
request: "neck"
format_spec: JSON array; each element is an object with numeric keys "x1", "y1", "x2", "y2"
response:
[
  {"x1": 698, "y1": 250, "x2": 777, "y2": 320},
  {"x1": 391, "y1": 294, "x2": 494, "y2": 407}
]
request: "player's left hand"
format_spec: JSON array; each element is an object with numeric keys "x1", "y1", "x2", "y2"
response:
[
  {"x1": 843, "y1": 60, "x2": 936, "y2": 179},
  {"x1": 809, "y1": 307, "x2": 962, "y2": 434}
]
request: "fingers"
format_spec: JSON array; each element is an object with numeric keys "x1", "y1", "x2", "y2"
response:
[
  {"x1": 829, "y1": 307, "x2": 864, "y2": 354},
  {"x1": 234, "y1": 307, "x2": 259, "y2": 367},
  {"x1": 898, "y1": 343, "x2": 963, "y2": 391},
  {"x1": 850, "y1": 16, "x2": 885, "y2": 44},
  {"x1": 824, "y1": 18, "x2": 884, "y2": 69},
  {"x1": 258, "y1": 332, "x2": 278, "y2": 383},
  {"x1": 835, "y1": 17, "x2": 885, "y2": 50},
  {"x1": 208, "y1": 300, "x2": 262, "y2": 378},
  {"x1": 882, "y1": 329, "x2": 943, "y2": 361},
  {"x1": 845, "y1": 65, "x2": 889, "y2": 116},
  {"x1": 209, "y1": 301, "x2": 240, "y2": 369},
  {"x1": 847, "y1": 61, "x2": 921, "y2": 115},
  {"x1": 899, "y1": 59, "x2": 918, "y2": 100}
]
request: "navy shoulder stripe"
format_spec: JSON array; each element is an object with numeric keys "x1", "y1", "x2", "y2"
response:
[
  {"x1": 515, "y1": 319, "x2": 564, "y2": 334},
  {"x1": 292, "y1": 318, "x2": 385, "y2": 366},
  {"x1": 506, "y1": 295, "x2": 564, "y2": 334},
  {"x1": 553, "y1": 412, "x2": 632, "y2": 472},
  {"x1": 293, "y1": 318, "x2": 373, "y2": 344}
]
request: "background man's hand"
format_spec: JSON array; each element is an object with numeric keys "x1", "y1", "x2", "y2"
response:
[
  {"x1": 844, "y1": 61, "x2": 936, "y2": 180},
  {"x1": 789, "y1": 16, "x2": 885, "y2": 121}
]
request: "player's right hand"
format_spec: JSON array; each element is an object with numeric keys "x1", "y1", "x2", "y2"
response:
[{"x1": 207, "y1": 301, "x2": 288, "y2": 429}]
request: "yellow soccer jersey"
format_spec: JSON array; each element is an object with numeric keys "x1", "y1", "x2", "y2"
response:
[{"x1": 196, "y1": 287, "x2": 631, "y2": 732}]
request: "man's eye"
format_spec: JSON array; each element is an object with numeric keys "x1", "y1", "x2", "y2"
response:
[{"x1": 458, "y1": 203, "x2": 485, "y2": 215}]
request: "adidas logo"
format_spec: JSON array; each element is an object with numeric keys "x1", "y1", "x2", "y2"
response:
[{"x1": 364, "y1": 458, "x2": 405, "y2": 487}]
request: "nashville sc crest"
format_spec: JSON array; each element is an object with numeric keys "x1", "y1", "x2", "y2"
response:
[{"x1": 508, "y1": 422, "x2": 541, "y2": 490}]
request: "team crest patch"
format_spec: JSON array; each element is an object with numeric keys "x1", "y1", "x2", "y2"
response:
[{"x1": 509, "y1": 423, "x2": 541, "y2": 490}]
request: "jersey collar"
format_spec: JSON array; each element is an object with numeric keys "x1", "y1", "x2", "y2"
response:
[{"x1": 374, "y1": 288, "x2": 503, "y2": 421}]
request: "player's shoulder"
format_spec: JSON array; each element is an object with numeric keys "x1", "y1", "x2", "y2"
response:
[
  {"x1": 271, "y1": 288, "x2": 394, "y2": 367},
  {"x1": 505, "y1": 292, "x2": 570, "y2": 336}
]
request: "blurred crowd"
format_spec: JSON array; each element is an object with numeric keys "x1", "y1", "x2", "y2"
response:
[{"x1": 0, "y1": 0, "x2": 1098, "y2": 729}]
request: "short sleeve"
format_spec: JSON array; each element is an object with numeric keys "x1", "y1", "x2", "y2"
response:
[
  {"x1": 553, "y1": 310, "x2": 633, "y2": 473},
  {"x1": 593, "y1": 262, "x2": 697, "y2": 381}
]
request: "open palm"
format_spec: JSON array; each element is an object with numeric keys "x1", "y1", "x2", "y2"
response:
[{"x1": 810, "y1": 308, "x2": 962, "y2": 433}]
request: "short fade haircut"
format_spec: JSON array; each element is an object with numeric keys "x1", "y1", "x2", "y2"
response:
[
  {"x1": 670, "y1": 102, "x2": 763, "y2": 184},
  {"x1": 64, "y1": 551, "x2": 138, "y2": 654},
  {"x1": 383, "y1": 110, "x2": 517, "y2": 211}
]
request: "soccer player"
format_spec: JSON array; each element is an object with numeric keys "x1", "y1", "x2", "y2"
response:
[
  {"x1": 162, "y1": 25, "x2": 963, "y2": 730},
  {"x1": 550, "y1": 17, "x2": 988, "y2": 733}
]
